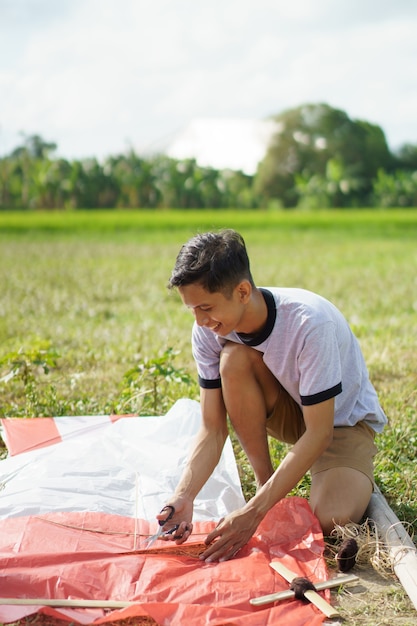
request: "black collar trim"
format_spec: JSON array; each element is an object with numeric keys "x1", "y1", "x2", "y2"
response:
[{"x1": 237, "y1": 288, "x2": 276, "y2": 346}]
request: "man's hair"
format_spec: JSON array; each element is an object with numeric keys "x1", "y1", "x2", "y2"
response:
[{"x1": 168, "y1": 229, "x2": 254, "y2": 294}]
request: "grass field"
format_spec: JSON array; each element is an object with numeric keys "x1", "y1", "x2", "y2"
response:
[{"x1": 1, "y1": 208, "x2": 416, "y2": 624}]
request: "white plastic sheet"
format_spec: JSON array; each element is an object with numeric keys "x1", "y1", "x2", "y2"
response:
[{"x1": 0, "y1": 398, "x2": 245, "y2": 521}]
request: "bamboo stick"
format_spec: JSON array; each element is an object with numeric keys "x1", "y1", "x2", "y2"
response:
[
  {"x1": 269, "y1": 561, "x2": 340, "y2": 618},
  {"x1": 366, "y1": 486, "x2": 417, "y2": 612},
  {"x1": 0, "y1": 574, "x2": 359, "y2": 611},
  {"x1": 250, "y1": 573, "x2": 359, "y2": 606}
]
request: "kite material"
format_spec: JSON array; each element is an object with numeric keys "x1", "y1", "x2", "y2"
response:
[{"x1": 0, "y1": 399, "x2": 329, "y2": 625}]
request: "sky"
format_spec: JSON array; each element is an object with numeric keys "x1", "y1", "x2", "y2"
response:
[{"x1": 1, "y1": 0, "x2": 417, "y2": 163}]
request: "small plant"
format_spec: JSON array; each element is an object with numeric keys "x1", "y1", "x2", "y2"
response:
[
  {"x1": 115, "y1": 348, "x2": 198, "y2": 415},
  {"x1": 0, "y1": 340, "x2": 60, "y2": 417}
]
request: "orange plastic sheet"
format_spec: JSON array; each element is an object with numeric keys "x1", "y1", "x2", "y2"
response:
[{"x1": 0, "y1": 497, "x2": 329, "y2": 625}]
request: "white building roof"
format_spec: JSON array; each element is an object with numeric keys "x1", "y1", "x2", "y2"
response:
[{"x1": 166, "y1": 118, "x2": 279, "y2": 175}]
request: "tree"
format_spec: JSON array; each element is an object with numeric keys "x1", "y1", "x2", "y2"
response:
[
  {"x1": 254, "y1": 103, "x2": 393, "y2": 207},
  {"x1": 11, "y1": 134, "x2": 57, "y2": 160},
  {"x1": 373, "y1": 169, "x2": 417, "y2": 207},
  {"x1": 105, "y1": 152, "x2": 160, "y2": 208},
  {"x1": 395, "y1": 143, "x2": 417, "y2": 172}
]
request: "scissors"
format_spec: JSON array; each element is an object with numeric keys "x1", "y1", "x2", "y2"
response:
[{"x1": 145, "y1": 505, "x2": 179, "y2": 549}]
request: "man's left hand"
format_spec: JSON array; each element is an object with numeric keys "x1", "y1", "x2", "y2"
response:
[{"x1": 200, "y1": 507, "x2": 260, "y2": 562}]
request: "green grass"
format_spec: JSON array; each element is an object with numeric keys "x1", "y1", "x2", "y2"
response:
[
  {"x1": 1, "y1": 209, "x2": 416, "y2": 544},
  {"x1": 1, "y1": 207, "x2": 417, "y2": 237}
]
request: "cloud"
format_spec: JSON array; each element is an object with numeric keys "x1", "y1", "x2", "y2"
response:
[{"x1": 1, "y1": 0, "x2": 416, "y2": 160}]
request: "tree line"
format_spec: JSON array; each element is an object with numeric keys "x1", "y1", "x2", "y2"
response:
[{"x1": 1, "y1": 103, "x2": 417, "y2": 210}]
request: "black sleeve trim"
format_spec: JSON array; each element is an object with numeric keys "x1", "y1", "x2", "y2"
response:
[
  {"x1": 198, "y1": 376, "x2": 222, "y2": 389},
  {"x1": 300, "y1": 382, "x2": 342, "y2": 406}
]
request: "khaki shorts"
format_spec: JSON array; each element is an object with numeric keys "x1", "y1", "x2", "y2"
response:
[{"x1": 266, "y1": 383, "x2": 378, "y2": 483}]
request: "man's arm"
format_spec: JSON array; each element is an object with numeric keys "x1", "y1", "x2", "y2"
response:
[
  {"x1": 157, "y1": 387, "x2": 229, "y2": 541},
  {"x1": 201, "y1": 397, "x2": 335, "y2": 561}
]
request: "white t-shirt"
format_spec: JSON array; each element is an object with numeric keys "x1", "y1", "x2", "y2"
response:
[{"x1": 191, "y1": 287, "x2": 387, "y2": 433}]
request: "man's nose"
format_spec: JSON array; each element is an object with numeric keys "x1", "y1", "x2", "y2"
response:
[{"x1": 194, "y1": 309, "x2": 209, "y2": 326}]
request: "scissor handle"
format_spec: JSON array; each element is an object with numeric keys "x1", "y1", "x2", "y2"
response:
[
  {"x1": 158, "y1": 505, "x2": 175, "y2": 527},
  {"x1": 163, "y1": 524, "x2": 180, "y2": 535}
]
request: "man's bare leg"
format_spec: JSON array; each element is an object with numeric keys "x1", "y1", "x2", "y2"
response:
[
  {"x1": 219, "y1": 342, "x2": 281, "y2": 488},
  {"x1": 310, "y1": 466, "x2": 373, "y2": 535}
]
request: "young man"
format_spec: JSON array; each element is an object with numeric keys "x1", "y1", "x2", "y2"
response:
[{"x1": 157, "y1": 229, "x2": 387, "y2": 562}]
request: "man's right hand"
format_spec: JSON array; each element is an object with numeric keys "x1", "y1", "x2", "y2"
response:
[{"x1": 156, "y1": 496, "x2": 194, "y2": 544}]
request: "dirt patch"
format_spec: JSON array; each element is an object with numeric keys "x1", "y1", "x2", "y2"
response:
[{"x1": 327, "y1": 565, "x2": 416, "y2": 625}]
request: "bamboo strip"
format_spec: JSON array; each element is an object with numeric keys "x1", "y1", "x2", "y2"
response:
[
  {"x1": 134, "y1": 472, "x2": 139, "y2": 550},
  {"x1": 269, "y1": 561, "x2": 340, "y2": 618},
  {"x1": 366, "y1": 486, "x2": 417, "y2": 612},
  {"x1": 250, "y1": 573, "x2": 359, "y2": 606},
  {"x1": 1, "y1": 575, "x2": 359, "y2": 611}
]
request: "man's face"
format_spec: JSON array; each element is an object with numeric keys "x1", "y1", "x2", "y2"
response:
[{"x1": 178, "y1": 282, "x2": 248, "y2": 336}]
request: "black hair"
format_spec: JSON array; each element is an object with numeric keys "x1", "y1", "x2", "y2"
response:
[{"x1": 168, "y1": 229, "x2": 254, "y2": 294}]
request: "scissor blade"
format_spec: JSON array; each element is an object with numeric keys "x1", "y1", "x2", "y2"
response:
[
  {"x1": 144, "y1": 536, "x2": 157, "y2": 549},
  {"x1": 144, "y1": 523, "x2": 180, "y2": 549},
  {"x1": 145, "y1": 531, "x2": 161, "y2": 549}
]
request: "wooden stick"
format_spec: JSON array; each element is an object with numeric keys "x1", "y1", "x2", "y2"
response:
[
  {"x1": 134, "y1": 471, "x2": 140, "y2": 551},
  {"x1": 269, "y1": 561, "x2": 340, "y2": 618},
  {"x1": 0, "y1": 598, "x2": 134, "y2": 609},
  {"x1": 250, "y1": 572, "x2": 359, "y2": 606}
]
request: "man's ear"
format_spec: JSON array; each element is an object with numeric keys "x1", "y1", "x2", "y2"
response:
[{"x1": 236, "y1": 280, "x2": 252, "y2": 303}]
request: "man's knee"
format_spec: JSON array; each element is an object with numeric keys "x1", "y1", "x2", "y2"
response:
[{"x1": 220, "y1": 342, "x2": 258, "y2": 378}]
